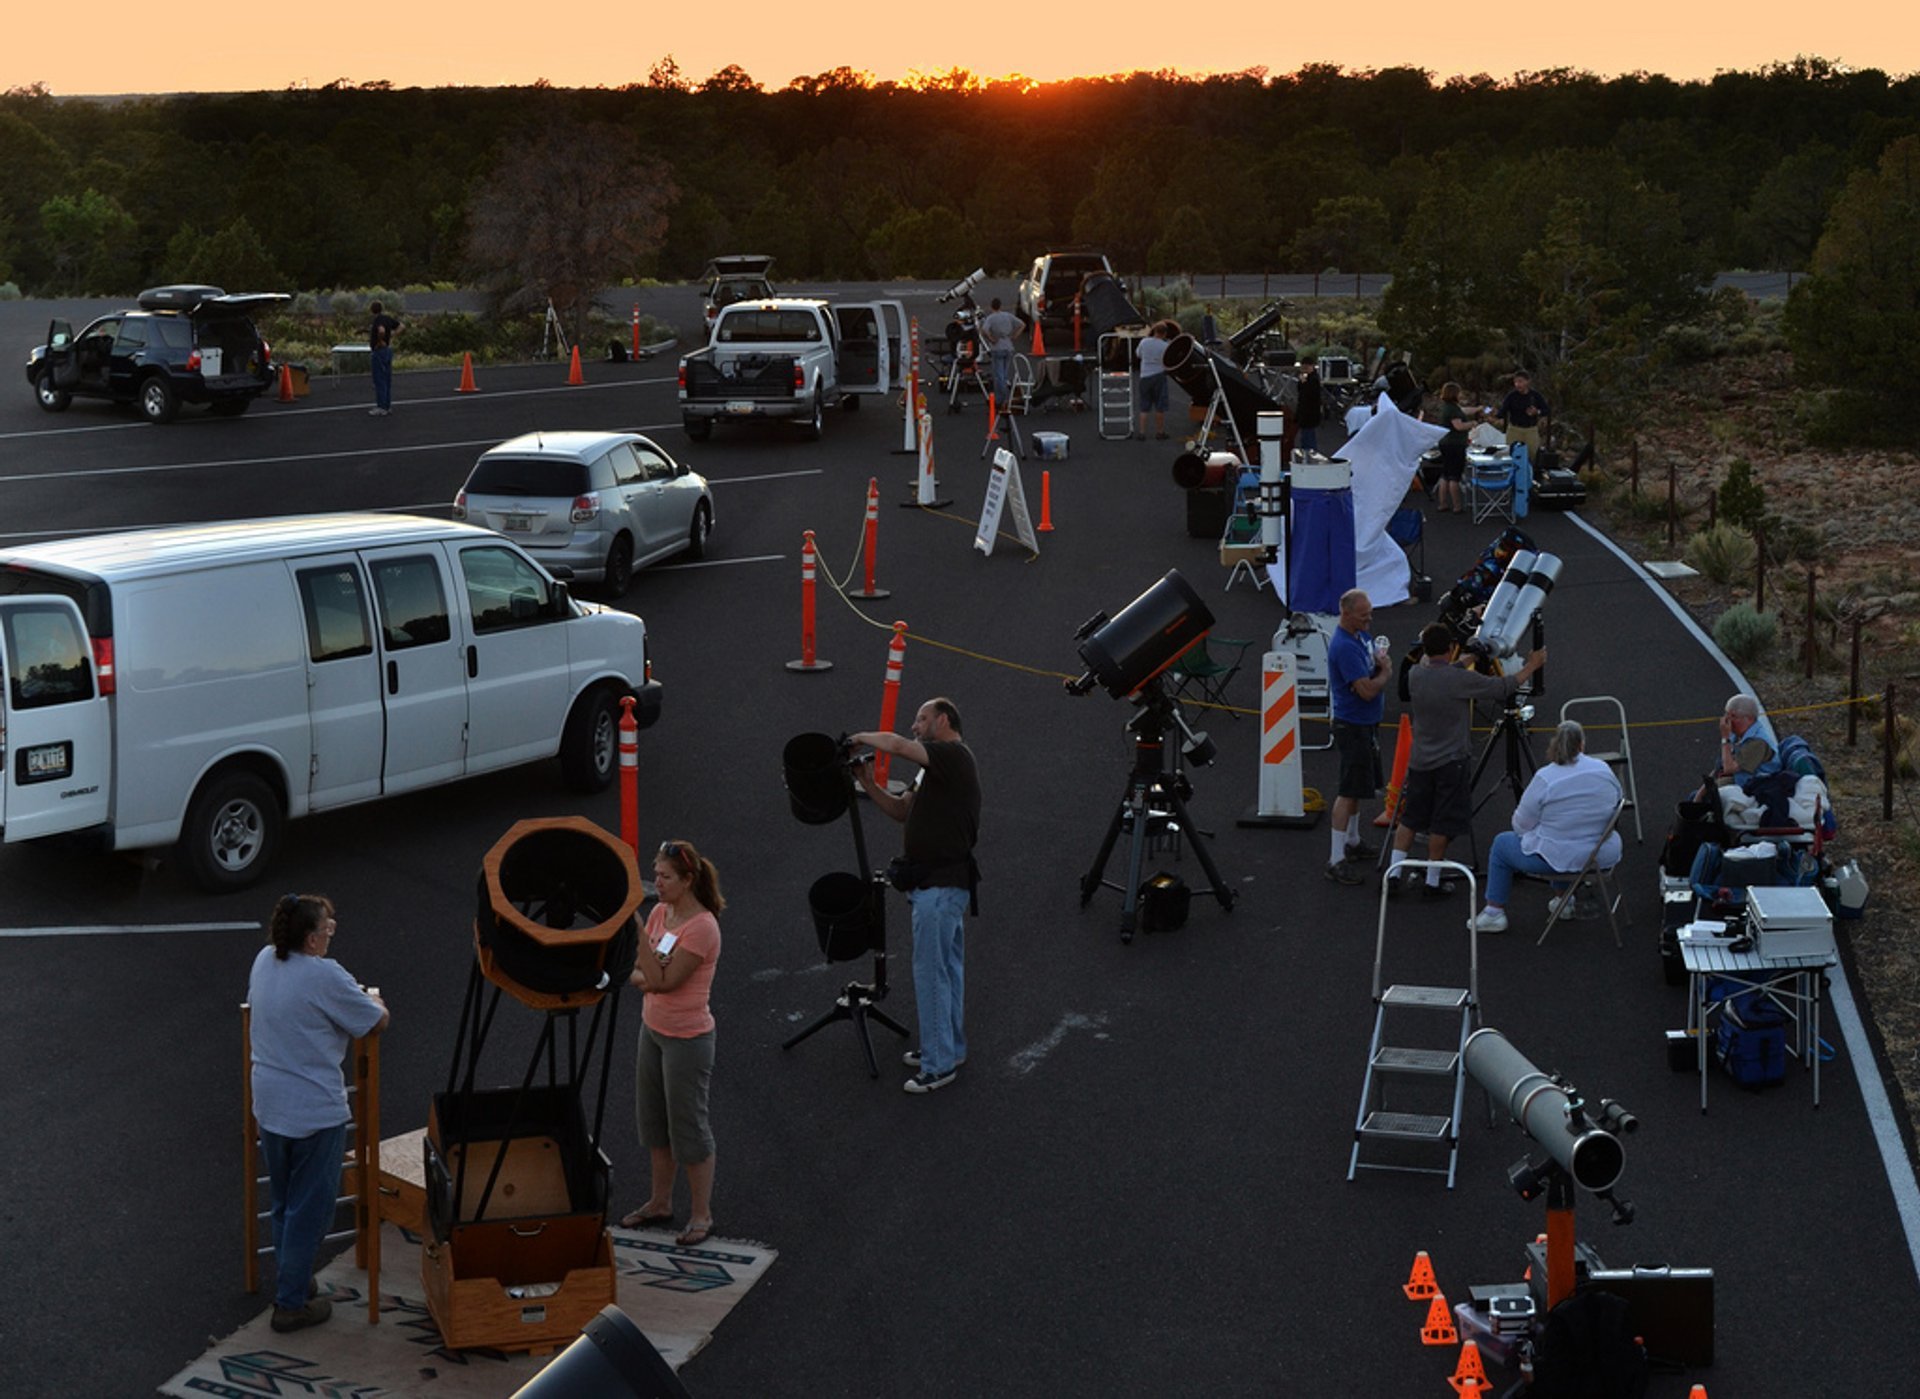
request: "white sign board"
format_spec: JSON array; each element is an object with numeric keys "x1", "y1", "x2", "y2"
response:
[{"x1": 974, "y1": 448, "x2": 1039, "y2": 556}]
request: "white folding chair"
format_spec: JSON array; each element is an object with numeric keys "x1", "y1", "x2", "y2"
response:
[
  {"x1": 1560, "y1": 696, "x2": 1643, "y2": 842},
  {"x1": 1536, "y1": 798, "x2": 1629, "y2": 947}
]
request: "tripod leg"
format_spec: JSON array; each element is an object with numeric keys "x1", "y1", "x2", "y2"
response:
[
  {"x1": 1080, "y1": 800, "x2": 1129, "y2": 906},
  {"x1": 781, "y1": 995, "x2": 852, "y2": 1051},
  {"x1": 867, "y1": 1004, "x2": 911, "y2": 1037},
  {"x1": 1120, "y1": 782, "x2": 1154, "y2": 942},
  {"x1": 1167, "y1": 788, "x2": 1237, "y2": 909},
  {"x1": 848, "y1": 1004, "x2": 881, "y2": 1079}
]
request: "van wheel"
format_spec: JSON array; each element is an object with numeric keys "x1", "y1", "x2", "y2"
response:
[
  {"x1": 139, "y1": 376, "x2": 180, "y2": 424},
  {"x1": 35, "y1": 370, "x2": 70, "y2": 412},
  {"x1": 682, "y1": 416, "x2": 712, "y2": 441},
  {"x1": 800, "y1": 391, "x2": 824, "y2": 441},
  {"x1": 687, "y1": 502, "x2": 712, "y2": 560},
  {"x1": 178, "y1": 771, "x2": 281, "y2": 891},
  {"x1": 560, "y1": 686, "x2": 623, "y2": 792},
  {"x1": 603, "y1": 535, "x2": 634, "y2": 597}
]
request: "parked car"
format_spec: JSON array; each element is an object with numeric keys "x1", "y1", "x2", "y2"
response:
[
  {"x1": 25, "y1": 283, "x2": 288, "y2": 423},
  {"x1": 0, "y1": 514, "x2": 658, "y2": 890},
  {"x1": 700, "y1": 254, "x2": 776, "y2": 335},
  {"x1": 678, "y1": 298, "x2": 905, "y2": 441},
  {"x1": 452, "y1": 430, "x2": 714, "y2": 596}
]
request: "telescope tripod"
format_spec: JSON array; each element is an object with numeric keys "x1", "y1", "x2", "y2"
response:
[
  {"x1": 1079, "y1": 695, "x2": 1235, "y2": 943},
  {"x1": 780, "y1": 869, "x2": 910, "y2": 1079},
  {"x1": 1471, "y1": 694, "x2": 1539, "y2": 820}
]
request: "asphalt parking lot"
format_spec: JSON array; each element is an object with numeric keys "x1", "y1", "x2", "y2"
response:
[{"x1": 1, "y1": 323, "x2": 1917, "y2": 1397}]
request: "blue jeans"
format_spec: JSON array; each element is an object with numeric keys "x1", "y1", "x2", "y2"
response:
[
  {"x1": 1297, "y1": 426, "x2": 1319, "y2": 452},
  {"x1": 1485, "y1": 830, "x2": 1568, "y2": 907},
  {"x1": 370, "y1": 346, "x2": 394, "y2": 409},
  {"x1": 908, "y1": 885, "x2": 968, "y2": 1074},
  {"x1": 261, "y1": 1121, "x2": 348, "y2": 1310},
  {"x1": 989, "y1": 347, "x2": 1013, "y2": 403}
]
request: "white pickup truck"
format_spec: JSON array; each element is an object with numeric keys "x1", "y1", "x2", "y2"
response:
[{"x1": 677, "y1": 297, "x2": 905, "y2": 441}]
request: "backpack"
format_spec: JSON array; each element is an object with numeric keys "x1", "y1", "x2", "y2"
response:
[
  {"x1": 1775, "y1": 733, "x2": 1825, "y2": 782},
  {"x1": 1529, "y1": 1287, "x2": 1649, "y2": 1398}
]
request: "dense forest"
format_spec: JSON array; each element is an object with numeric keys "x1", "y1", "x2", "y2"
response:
[{"x1": 2, "y1": 60, "x2": 1916, "y2": 435}]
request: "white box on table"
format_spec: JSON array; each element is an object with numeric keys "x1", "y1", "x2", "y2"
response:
[{"x1": 1747, "y1": 884, "x2": 1835, "y2": 959}]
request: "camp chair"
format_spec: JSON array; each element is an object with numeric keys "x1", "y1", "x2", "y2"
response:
[
  {"x1": 1170, "y1": 635, "x2": 1255, "y2": 714},
  {"x1": 1386, "y1": 506, "x2": 1425, "y2": 577},
  {"x1": 1536, "y1": 797, "x2": 1628, "y2": 947},
  {"x1": 1467, "y1": 456, "x2": 1517, "y2": 524}
]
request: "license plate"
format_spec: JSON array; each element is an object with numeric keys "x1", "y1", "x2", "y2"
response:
[
  {"x1": 501, "y1": 513, "x2": 532, "y2": 531},
  {"x1": 726, "y1": 400, "x2": 757, "y2": 415},
  {"x1": 24, "y1": 742, "x2": 72, "y2": 782}
]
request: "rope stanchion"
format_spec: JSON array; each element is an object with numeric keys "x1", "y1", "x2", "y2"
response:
[
  {"x1": 1239, "y1": 649, "x2": 1322, "y2": 828},
  {"x1": 894, "y1": 316, "x2": 921, "y2": 455},
  {"x1": 851, "y1": 477, "x2": 892, "y2": 599},
  {"x1": 1038, "y1": 470, "x2": 1055, "y2": 533},
  {"x1": 785, "y1": 529, "x2": 834, "y2": 673},
  {"x1": 873, "y1": 622, "x2": 909, "y2": 790},
  {"x1": 631, "y1": 304, "x2": 641, "y2": 360},
  {"x1": 908, "y1": 390, "x2": 952, "y2": 508},
  {"x1": 618, "y1": 695, "x2": 639, "y2": 853}
]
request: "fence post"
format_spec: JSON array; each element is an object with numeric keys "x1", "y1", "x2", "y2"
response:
[
  {"x1": 1754, "y1": 522, "x2": 1766, "y2": 611},
  {"x1": 1885, "y1": 681, "x2": 1898, "y2": 821},
  {"x1": 1667, "y1": 461, "x2": 1677, "y2": 547},
  {"x1": 1803, "y1": 569, "x2": 1817, "y2": 678},
  {"x1": 1707, "y1": 491, "x2": 1717, "y2": 529},
  {"x1": 1629, "y1": 441, "x2": 1639, "y2": 496},
  {"x1": 1848, "y1": 615, "x2": 1863, "y2": 747}
]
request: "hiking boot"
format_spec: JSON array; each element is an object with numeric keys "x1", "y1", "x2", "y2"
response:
[
  {"x1": 271, "y1": 1297, "x2": 333, "y2": 1333},
  {"x1": 1325, "y1": 860, "x2": 1365, "y2": 886},
  {"x1": 904, "y1": 1067, "x2": 957, "y2": 1094}
]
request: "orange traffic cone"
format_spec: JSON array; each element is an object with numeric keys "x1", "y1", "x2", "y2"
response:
[
  {"x1": 1038, "y1": 470, "x2": 1055, "y2": 532},
  {"x1": 567, "y1": 344, "x2": 584, "y2": 385},
  {"x1": 1448, "y1": 1339, "x2": 1489, "y2": 1393},
  {"x1": 276, "y1": 363, "x2": 294, "y2": 403},
  {"x1": 1687, "y1": 1388, "x2": 1709, "y2": 1399},
  {"x1": 1402, "y1": 1249, "x2": 1439, "y2": 1300},
  {"x1": 1420, "y1": 1293, "x2": 1458, "y2": 1346},
  {"x1": 1031, "y1": 316, "x2": 1045, "y2": 356},
  {"x1": 457, "y1": 352, "x2": 478, "y2": 394},
  {"x1": 1374, "y1": 713, "x2": 1413, "y2": 828}
]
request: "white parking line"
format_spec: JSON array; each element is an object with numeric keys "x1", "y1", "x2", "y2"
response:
[
  {"x1": 0, "y1": 377, "x2": 679, "y2": 442},
  {"x1": 0, "y1": 921, "x2": 261, "y2": 939}
]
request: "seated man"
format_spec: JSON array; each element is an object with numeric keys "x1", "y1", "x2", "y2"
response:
[
  {"x1": 1472, "y1": 720, "x2": 1623, "y2": 933},
  {"x1": 1713, "y1": 693, "x2": 1779, "y2": 790}
]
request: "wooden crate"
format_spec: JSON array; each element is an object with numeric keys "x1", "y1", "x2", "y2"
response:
[{"x1": 422, "y1": 1216, "x2": 615, "y2": 1354}]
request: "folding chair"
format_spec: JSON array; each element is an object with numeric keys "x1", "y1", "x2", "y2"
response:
[
  {"x1": 1467, "y1": 457, "x2": 1517, "y2": 524},
  {"x1": 1169, "y1": 635, "x2": 1255, "y2": 714},
  {"x1": 1536, "y1": 797, "x2": 1629, "y2": 947},
  {"x1": 1560, "y1": 696, "x2": 1642, "y2": 842},
  {"x1": 1386, "y1": 506, "x2": 1425, "y2": 577}
]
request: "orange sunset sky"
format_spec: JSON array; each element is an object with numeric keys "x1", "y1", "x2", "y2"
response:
[{"x1": 10, "y1": 2, "x2": 1910, "y2": 95}]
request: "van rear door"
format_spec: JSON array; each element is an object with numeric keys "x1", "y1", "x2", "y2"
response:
[{"x1": 0, "y1": 596, "x2": 111, "y2": 841}]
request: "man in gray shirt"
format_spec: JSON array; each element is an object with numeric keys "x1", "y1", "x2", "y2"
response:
[
  {"x1": 1388, "y1": 622, "x2": 1544, "y2": 896},
  {"x1": 977, "y1": 298, "x2": 1026, "y2": 405}
]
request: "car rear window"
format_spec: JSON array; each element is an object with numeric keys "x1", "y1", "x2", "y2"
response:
[
  {"x1": 465, "y1": 457, "x2": 588, "y2": 497},
  {"x1": 717, "y1": 311, "x2": 822, "y2": 343},
  {"x1": 1051, "y1": 255, "x2": 1110, "y2": 276}
]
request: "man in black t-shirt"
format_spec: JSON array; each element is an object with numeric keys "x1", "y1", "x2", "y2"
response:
[
  {"x1": 367, "y1": 300, "x2": 402, "y2": 416},
  {"x1": 1498, "y1": 370, "x2": 1550, "y2": 460},
  {"x1": 853, "y1": 697, "x2": 982, "y2": 1094},
  {"x1": 1296, "y1": 356, "x2": 1324, "y2": 453}
]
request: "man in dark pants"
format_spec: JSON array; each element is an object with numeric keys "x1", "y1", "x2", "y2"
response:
[
  {"x1": 1388, "y1": 623, "x2": 1545, "y2": 896},
  {"x1": 1295, "y1": 355, "x2": 1324, "y2": 454},
  {"x1": 853, "y1": 698, "x2": 982, "y2": 1094},
  {"x1": 1325, "y1": 589, "x2": 1391, "y2": 885},
  {"x1": 367, "y1": 300, "x2": 401, "y2": 416}
]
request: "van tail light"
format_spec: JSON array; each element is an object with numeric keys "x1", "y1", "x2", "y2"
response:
[
  {"x1": 571, "y1": 493, "x2": 601, "y2": 523},
  {"x1": 677, "y1": 363, "x2": 687, "y2": 391},
  {"x1": 186, "y1": 350, "x2": 201, "y2": 371},
  {"x1": 93, "y1": 637, "x2": 115, "y2": 695},
  {"x1": 452, "y1": 489, "x2": 467, "y2": 520},
  {"x1": 793, "y1": 363, "x2": 805, "y2": 393}
]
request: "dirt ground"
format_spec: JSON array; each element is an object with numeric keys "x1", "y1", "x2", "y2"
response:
[{"x1": 1571, "y1": 349, "x2": 1920, "y2": 1168}]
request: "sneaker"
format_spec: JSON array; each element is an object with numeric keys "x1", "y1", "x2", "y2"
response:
[
  {"x1": 270, "y1": 1296, "x2": 333, "y2": 1333},
  {"x1": 1471, "y1": 907, "x2": 1510, "y2": 934},
  {"x1": 368, "y1": 406, "x2": 389, "y2": 416},
  {"x1": 902, "y1": 1049, "x2": 967, "y2": 1068},
  {"x1": 1325, "y1": 860, "x2": 1364, "y2": 886},
  {"x1": 904, "y1": 1067, "x2": 957, "y2": 1094},
  {"x1": 1546, "y1": 893, "x2": 1570, "y2": 917},
  {"x1": 1420, "y1": 879, "x2": 1458, "y2": 900},
  {"x1": 1345, "y1": 839, "x2": 1380, "y2": 862}
]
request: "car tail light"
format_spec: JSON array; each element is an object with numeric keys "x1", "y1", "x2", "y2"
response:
[
  {"x1": 677, "y1": 364, "x2": 687, "y2": 390},
  {"x1": 261, "y1": 338, "x2": 272, "y2": 361},
  {"x1": 93, "y1": 637, "x2": 115, "y2": 695},
  {"x1": 186, "y1": 350, "x2": 201, "y2": 371},
  {"x1": 1036, "y1": 294, "x2": 1046, "y2": 314},
  {"x1": 793, "y1": 363, "x2": 805, "y2": 393},
  {"x1": 452, "y1": 489, "x2": 467, "y2": 520},
  {"x1": 571, "y1": 493, "x2": 601, "y2": 523}
]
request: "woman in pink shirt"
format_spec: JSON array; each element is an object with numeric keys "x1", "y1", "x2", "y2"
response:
[{"x1": 623, "y1": 838, "x2": 724, "y2": 1246}]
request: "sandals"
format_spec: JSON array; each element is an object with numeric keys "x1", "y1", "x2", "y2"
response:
[
  {"x1": 676, "y1": 1219, "x2": 714, "y2": 1247},
  {"x1": 619, "y1": 1207, "x2": 675, "y2": 1230}
]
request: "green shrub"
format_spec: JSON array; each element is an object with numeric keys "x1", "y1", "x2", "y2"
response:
[
  {"x1": 1662, "y1": 324, "x2": 1716, "y2": 364},
  {"x1": 400, "y1": 313, "x2": 488, "y2": 357},
  {"x1": 1713, "y1": 602, "x2": 1777, "y2": 663},
  {"x1": 1685, "y1": 523, "x2": 1757, "y2": 583},
  {"x1": 0, "y1": 281, "x2": 21, "y2": 301},
  {"x1": 1717, "y1": 458, "x2": 1767, "y2": 531}
]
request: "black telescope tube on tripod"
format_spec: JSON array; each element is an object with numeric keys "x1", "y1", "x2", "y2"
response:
[{"x1": 1162, "y1": 334, "x2": 1286, "y2": 452}]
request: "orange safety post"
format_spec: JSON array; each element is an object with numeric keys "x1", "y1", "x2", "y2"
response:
[
  {"x1": 618, "y1": 695, "x2": 639, "y2": 854},
  {"x1": 631, "y1": 304, "x2": 641, "y2": 359},
  {"x1": 1031, "y1": 315, "x2": 1045, "y2": 356},
  {"x1": 567, "y1": 344, "x2": 585, "y2": 386},
  {"x1": 1374, "y1": 713, "x2": 1413, "y2": 828},
  {"x1": 277, "y1": 363, "x2": 294, "y2": 402},
  {"x1": 1038, "y1": 470, "x2": 1055, "y2": 532},
  {"x1": 785, "y1": 530, "x2": 833, "y2": 673},
  {"x1": 852, "y1": 477, "x2": 891, "y2": 599},
  {"x1": 1403, "y1": 1250, "x2": 1439, "y2": 1299},
  {"x1": 1420, "y1": 1293, "x2": 1458, "y2": 1346},
  {"x1": 456, "y1": 352, "x2": 478, "y2": 394},
  {"x1": 1448, "y1": 1339, "x2": 1489, "y2": 1394},
  {"x1": 1687, "y1": 1387, "x2": 1709, "y2": 1399},
  {"x1": 987, "y1": 391, "x2": 1000, "y2": 442},
  {"x1": 873, "y1": 622, "x2": 908, "y2": 788}
]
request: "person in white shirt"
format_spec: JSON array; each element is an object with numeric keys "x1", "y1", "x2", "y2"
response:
[
  {"x1": 1135, "y1": 321, "x2": 1175, "y2": 440},
  {"x1": 977, "y1": 298, "x2": 1026, "y2": 404},
  {"x1": 1471, "y1": 721, "x2": 1623, "y2": 933}
]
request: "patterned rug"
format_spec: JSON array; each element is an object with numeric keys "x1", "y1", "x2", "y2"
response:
[{"x1": 160, "y1": 1222, "x2": 776, "y2": 1397}]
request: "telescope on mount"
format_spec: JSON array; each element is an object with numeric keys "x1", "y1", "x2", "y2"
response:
[{"x1": 937, "y1": 269, "x2": 987, "y2": 304}]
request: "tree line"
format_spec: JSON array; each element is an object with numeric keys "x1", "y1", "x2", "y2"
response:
[{"x1": 1, "y1": 59, "x2": 1914, "y2": 437}]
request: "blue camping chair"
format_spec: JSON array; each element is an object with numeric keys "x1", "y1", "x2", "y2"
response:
[{"x1": 1467, "y1": 456, "x2": 1517, "y2": 524}]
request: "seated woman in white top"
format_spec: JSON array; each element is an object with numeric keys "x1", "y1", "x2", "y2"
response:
[{"x1": 1472, "y1": 721, "x2": 1623, "y2": 933}]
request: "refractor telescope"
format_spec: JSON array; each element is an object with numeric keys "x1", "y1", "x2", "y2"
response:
[
  {"x1": 1465, "y1": 1027, "x2": 1636, "y2": 1218},
  {"x1": 937, "y1": 269, "x2": 987, "y2": 304}
]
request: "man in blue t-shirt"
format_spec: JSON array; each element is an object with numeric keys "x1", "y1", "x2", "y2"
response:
[{"x1": 1326, "y1": 588, "x2": 1393, "y2": 884}]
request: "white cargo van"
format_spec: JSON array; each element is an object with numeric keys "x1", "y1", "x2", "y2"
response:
[{"x1": 0, "y1": 514, "x2": 660, "y2": 890}]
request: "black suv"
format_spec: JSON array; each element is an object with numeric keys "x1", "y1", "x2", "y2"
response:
[{"x1": 27, "y1": 284, "x2": 288, "y2": 424}]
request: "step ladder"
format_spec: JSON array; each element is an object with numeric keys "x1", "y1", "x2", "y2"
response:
[
  {"x1": 1560, "y1": 695, "x2": 1641, "y2": 842},
  {"x1": 1348, "y1": 858, "x2": 1484, "y2": 1189},
  {"x1": 1097, "y1": 333, "x2": 1133, "y2": 439}
]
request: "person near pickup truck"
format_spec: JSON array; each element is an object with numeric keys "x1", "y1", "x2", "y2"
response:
[
  {"x1": 978, "y1": 299, "x2": 1026, "y2": 404},
  {"x1": 367, "y1": 302, "x2": 401, "y2": 416}
]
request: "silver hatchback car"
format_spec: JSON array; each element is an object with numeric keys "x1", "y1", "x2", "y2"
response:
[{"x1": 453, "y1": 430, "x2": 714, "y2": 595}]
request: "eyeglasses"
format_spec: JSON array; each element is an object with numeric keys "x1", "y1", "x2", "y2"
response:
[{"x1": 658, "y1": 841, "x2": 687, "y2": 867}]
